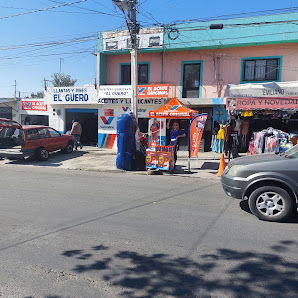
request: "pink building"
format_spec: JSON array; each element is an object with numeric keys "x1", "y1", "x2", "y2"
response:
[{"x1": 97, "y1": 12, "x2": 298, "y2": 150}]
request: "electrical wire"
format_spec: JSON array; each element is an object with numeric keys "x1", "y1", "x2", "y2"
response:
[
  {"x1": 0, "y1": 0, "x2": 89, "y2": 20},
  {"x1": 46, "y1": 0, "x2": 123, "y2": 18}
]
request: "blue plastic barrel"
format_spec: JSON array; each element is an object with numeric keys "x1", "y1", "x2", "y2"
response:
[{"x1": 116, "y1": 113, "x2": 137, "y2": 170}]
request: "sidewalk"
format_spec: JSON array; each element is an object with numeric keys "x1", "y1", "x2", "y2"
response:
[{"x1": 0, "y1": 146, "x2": 232, "y2": 179}]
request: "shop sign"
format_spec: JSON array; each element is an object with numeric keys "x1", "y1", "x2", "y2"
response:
[
  {"x1": 44, "y1": 86, "x2": 98, "y2": 105},
  {"x1": 102, "y1": 27, "x2": 163, "y2": 51},
  {"x1": 98, "y1": 84, "x2": 170, "y2": 99},
  {"x1": 138, "y1": 84, "x2": 169, "y2": 98},
  {"x1": 98, "y1": 86, "x2": 131, "y2": 99},
  {"x1": 121, "y1": 106, "x2": 150, "y2": 118},
  {"x1": 98, "y1": 98, "x2": 165, "y2": 105},
  {"x1": 22, "y1": 101, "x2": 47, "y2": 111},
  {"x1": 227, "y1": 81, "x2": 298, "y2": 98},
  {"x1": 235, "y1": 97, "x2": 298, "y2": 109}
]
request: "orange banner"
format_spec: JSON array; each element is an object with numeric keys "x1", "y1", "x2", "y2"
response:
[
  {"x1": 138, "y1": 84, "x2": 169, "y2": 98},
  {"x1": 189, "y1": 113, "x2": 208, "y2": 157}
]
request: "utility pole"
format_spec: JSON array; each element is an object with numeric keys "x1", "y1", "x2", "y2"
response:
[
  {"x1": 113, "y1": 0, "x2": 139, "y2": 121},
  {"x1": 14, "y1": 80, "x2": 17, "y2": 100},
  {"x1": 129, "y1": 0, "x2": 138, "y2": 121},
  {"x1": 59, "y1": 58, "x2": 63, "y2": 75}
]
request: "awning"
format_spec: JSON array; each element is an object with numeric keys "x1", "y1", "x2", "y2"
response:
[
  {"x1": 149, "y1": 97, "x2": 199, "y2": 119},
  {"x1": 227, "y1": 81, "x2": 298, "y2": 98}
]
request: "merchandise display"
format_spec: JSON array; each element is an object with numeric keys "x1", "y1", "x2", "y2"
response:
[
  {"x1": 249, "y1": 127, "x2": 293, "y2": 155},
  {"x1": 146, "y1": 142, "x2": 175, "y2": 171}
]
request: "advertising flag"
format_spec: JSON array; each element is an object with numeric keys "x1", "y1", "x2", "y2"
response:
[{"x1": 189, "y1": 113, "x2": 208, "y2": 157}]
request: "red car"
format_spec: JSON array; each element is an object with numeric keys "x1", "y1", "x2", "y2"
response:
[{"x1": 0, "y1": 118, "x2": 74, "y2": 161}]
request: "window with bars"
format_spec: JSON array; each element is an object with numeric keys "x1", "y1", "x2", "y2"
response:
[
  {"x1": 242, "y1": 58, "x2": 280, "y2": 82},
  {"x1": 120, "y1": 63, "x2": 149, "y2": 84}
]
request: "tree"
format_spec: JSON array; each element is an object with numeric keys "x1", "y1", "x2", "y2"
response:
[
  {"x1": 52, "y1": 73, "x2": 77, "y2": 87},
  {"x1": 31, "y1": 91, "x2": 44, "y2": 98}
]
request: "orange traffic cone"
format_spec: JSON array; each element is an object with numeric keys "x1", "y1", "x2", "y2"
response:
[{"x1": 217, "y1": 154, "x2": 226, "y2": 176}]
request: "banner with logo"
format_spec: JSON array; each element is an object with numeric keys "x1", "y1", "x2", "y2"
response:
[
  {"x1": 138, "y1": 84, "x2": 169, "y2": 98},
  {"x1": 188, "y1": 113, "x2": 208, "y2": 158},
  {"x1": 22, "y1": 101, "x2": 47, "y2": 111},
  {"x1": 148, "y1": 118, "x2": 166, "y2": 146}
]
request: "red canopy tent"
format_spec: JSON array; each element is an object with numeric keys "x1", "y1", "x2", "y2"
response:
[
  {"x1": 149, "y1": 97, "x2": 199, "y2": 119},
  {"x1": 148, "y1": 97, "x2": 205, "y2": 173}
]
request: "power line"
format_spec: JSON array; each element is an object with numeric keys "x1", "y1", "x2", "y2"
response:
[
  {"x1": 46, "y1": 0, "x2": 123, "y2": 18},
  {"x1": 0, "y1": 0, "x2": 89, "y2": 21},
  {"x1": 0, "y1": 35, "x2": 97, "y2": 51}
]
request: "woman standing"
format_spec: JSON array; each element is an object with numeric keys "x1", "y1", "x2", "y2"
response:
[{"x1": 167, "y1": 119, "x2": 186, "y2": 163}]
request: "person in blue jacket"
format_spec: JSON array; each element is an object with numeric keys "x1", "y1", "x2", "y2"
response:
[{"x1": 167, "y1": 119, "x2": 186, "y2": 163}]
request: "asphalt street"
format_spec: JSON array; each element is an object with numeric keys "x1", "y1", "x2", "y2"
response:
[{"x1": 0, "y1": 165, "x2": 297, "y2": 298}]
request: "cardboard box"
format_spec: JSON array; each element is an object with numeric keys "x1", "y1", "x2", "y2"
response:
[
  {"x1": 146, "y1": 150, "x2": 158, "y2": 169},
  {"x1": 158, "y1": 152, "x2": 174, "y2": 171}
]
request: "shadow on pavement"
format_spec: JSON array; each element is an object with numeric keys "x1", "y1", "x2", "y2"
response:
[
  {"x1": 171, "y1": 165, "x2": 195, "y2": 175},
  {"x1": 200, "y1": 161, "x2": 219, "y2": 170},
  {"x1": 3, "y1": 150, "x2": 86, "y2": 167},
  {"x1": 61, "y1": 240, "x2": 298, "y2": 297}
]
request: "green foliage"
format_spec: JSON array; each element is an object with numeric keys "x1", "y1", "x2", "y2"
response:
[
  {"x1": 52, "y1": 73, "x2": 77, "y2": 87},
  {"x1": 31, "y1": 91, "x2": 44, "y2": 98}
]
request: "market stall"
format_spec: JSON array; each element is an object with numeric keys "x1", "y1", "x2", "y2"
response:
[{"x1": 147, "y1": 97, "x2": 207, "y2": 172}]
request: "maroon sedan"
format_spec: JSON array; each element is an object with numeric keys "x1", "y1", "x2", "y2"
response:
[{"x1": 0, "y1": 118, "x2": 74, "y2": 161}]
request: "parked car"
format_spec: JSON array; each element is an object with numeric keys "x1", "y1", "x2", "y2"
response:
[
  {"x1": 221, "y1": 144, "x2": 298, "y2": 222},
  {"x1": 0, "y1": 118, "x2": 74, "y2": 161}
]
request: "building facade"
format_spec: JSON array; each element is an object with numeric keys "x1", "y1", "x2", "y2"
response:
[{"x1": 97, "y1": 12, "x2": 298, "y2": 150}]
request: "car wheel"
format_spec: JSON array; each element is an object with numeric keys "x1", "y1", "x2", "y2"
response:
[
  {"x1": 64, "y1": 141, "x2": 74, "y2": 153},
  {"x1": 36, "y1": 147, "x2": 49, "y2": 161},
  {"x1": 248, "y1": 186, "x2": 294, "y2": 222}
]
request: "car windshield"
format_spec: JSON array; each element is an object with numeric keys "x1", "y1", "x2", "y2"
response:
[{"x1": 284, "y1": 144, "x2": 298, "y2": 158}]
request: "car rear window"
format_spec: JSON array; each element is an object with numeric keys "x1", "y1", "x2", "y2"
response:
[{"x1": 0, "y1": 127, "x2": 23, "y2": 138}]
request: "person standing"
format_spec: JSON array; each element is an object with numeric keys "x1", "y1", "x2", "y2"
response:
[
  {"x1": 70, "y1": 119, "x2": 82, "y2": 150},
  {"x1": 167, "y1": 119, "x2": 186, "y2": 163}
]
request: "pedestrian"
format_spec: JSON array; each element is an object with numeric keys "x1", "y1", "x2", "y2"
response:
[
  {"x1": 167, "y1": 119, "x2": 186, "y2": 163},
  {"x1": 70, "y1": 119, "x2": 83, "y2": 150}
]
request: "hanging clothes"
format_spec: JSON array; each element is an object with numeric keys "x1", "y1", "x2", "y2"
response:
[
  {"x1": 239, "y1": 119, "x2": 250, "y2": 153},
  {"x1": 215, "y1": 124, "x2": 225, "y2": 153},
  {"x1": 225, "y1": 120, "x2": 235, "y2": 156},
  {"x1": 211, "y1": 121, "x2": 220, "y2": 152}
]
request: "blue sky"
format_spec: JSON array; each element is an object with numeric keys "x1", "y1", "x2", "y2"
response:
[{"x1": 0, "y1": 0, "x2": 297, "y2": 97}]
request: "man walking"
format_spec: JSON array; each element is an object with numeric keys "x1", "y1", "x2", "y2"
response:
[{"x1": 70, "y1": 119, "x2": 83, "y2": 150}]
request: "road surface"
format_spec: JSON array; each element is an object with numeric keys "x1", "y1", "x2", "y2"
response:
[{"x1": 0, "y1": 165, "x2": 297, "y2": 297}]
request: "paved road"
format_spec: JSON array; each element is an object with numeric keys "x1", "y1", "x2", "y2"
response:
[{"x1": 0, "y1": 166, "x2": 297, "y2": 298}]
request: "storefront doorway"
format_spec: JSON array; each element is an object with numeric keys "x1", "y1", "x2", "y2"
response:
[
  {"x1": 166, "y1": 107, "x2": 213, "y2": 152},
  {"x1": 21, "y1": 115, "x2": 49, "y2": 126},
  {"x1": 66, "y1": 109, "x2": 98, "y2": 146}
]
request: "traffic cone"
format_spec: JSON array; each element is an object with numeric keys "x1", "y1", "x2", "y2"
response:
[{"x1": 217, "y1": 154, "x2": 226, "y2": 176}]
